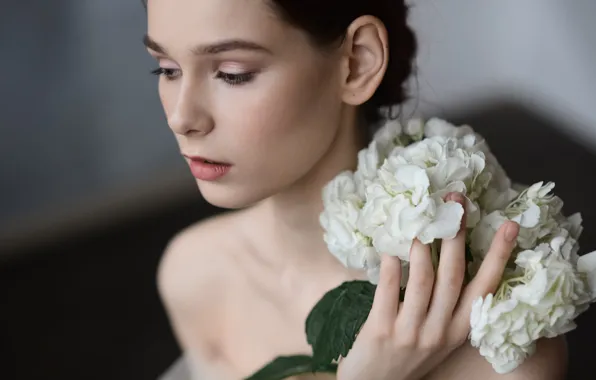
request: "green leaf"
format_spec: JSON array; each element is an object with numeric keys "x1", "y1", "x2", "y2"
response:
[
  {"x1": 465, "y1": 242, "x2": 474, "y2": 263},
  {"x1": 244, "y1": 355, "x2": 337, "y2": 380},
  {"x1": 305, "y1": 280, "x2": 376, "y2": 367}
]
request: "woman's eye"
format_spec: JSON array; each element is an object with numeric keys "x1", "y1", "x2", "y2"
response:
[
  {"x1": 150, "y1": 67, "x2": 181, "y2": 81},
  {"x1": 215, "y1": 71, "x2": 255, "y2": 86}
]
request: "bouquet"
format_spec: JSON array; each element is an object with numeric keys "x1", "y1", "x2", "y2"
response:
[{"x1": 246, "y1": 118, "x2": 596, "y2": 379}]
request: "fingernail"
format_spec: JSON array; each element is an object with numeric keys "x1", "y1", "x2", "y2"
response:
[{"x1": 505, "y1": 222, "x2": 519, "y2": 242}]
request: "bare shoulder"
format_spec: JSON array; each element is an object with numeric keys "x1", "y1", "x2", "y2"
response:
[
  {"x1": 427, "y1": 337, "x2": 568, "y2": 380},
  {"x1": 157, "y1": 210, "x2": 241, "y2": 320}
]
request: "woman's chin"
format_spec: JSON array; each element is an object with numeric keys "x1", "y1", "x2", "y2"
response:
[{"x1": 197, "y1": 182, "x2": 265, "y2": 210}]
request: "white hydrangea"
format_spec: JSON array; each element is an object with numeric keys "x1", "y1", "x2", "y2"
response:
[
  {"x1": 424, "y1": 117, "x2": 512, "y2": 193},
  {"x1": 370, "y1": 160, "x2": 464, "y2": 260},
  {"x1": 404, "y1": 118, "x2": 425, "y2": 140},
  {"x1": 470, "y1": 239, "x2": 596, "y2": 373},
  {"x1": 423, "y1": 117, "x2": 476, "y2": 139},
  {"x1": 397, "y1": 136, "x2": 489, "y2": 205},
  {"x1": 372, "y1": 119, "x2": 406, "y2": 158},
  {"x1": 353, "y1": 140, "x2": 384, "y2": 198},
  {"x1": 469, "y1": 181, "x2": 566, "y2": 259},
  {"x1": 506, "y1": 182, "x2": 563, "y2": 249},
  {"x1": 470, "y1": 295, "x2": 540, "y2": 374},
  {"x1": 319, "y1": 117, "x2": 596, "y2": 374},
  {"x1": 319, "y1": 172, "x2": 376, "y2": 272},
  {"x1": 513, "y1": 244, "x2": 590, "y2": 329}
]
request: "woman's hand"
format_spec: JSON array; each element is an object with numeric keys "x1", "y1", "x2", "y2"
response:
[{"x1": 336, "y1": 192, "x2": 520, "y2": 380}]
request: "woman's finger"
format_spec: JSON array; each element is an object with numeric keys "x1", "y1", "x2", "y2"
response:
[
  {"x1": 397, "y1": 239, "x2": 434, "y2": 331},
  {"x1": 426, "y1": 192, "x2": 467, "y2": 328},
  {"x1": 452, "y1": 220, "x2": 519, "y2": 337},
  {"x1": 369, "y1": 254, "x2": 402, "y2": 326}
]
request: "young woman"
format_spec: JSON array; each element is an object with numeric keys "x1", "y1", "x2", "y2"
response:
[{"x1": 143, "y1": 0, "x2": 568, "y2": 378}]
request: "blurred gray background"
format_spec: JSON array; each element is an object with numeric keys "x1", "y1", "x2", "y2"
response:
[
  {"x1": 1, "y1": 0, "x2": 195, "y2": 248},
  {"x1": 1, "y1": 0, "x2": 595, "y2": 379}
]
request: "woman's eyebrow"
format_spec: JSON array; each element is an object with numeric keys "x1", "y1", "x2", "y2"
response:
[{"x1": 143, "y1": 34, "x2": 273, "y2": 56}]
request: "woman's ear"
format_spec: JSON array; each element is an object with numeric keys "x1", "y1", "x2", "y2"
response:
[{"x1": 339, "y1": 15, "x2": 389, "y2": 106}]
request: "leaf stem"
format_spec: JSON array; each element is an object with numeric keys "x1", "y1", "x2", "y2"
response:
[{"x1": 431, "y1": 241, "x2": 439, "y2": 270}]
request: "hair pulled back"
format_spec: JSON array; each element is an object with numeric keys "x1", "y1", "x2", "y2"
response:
[{"x1": 267, "y1": 0, "x2": 417, "y2": 125}]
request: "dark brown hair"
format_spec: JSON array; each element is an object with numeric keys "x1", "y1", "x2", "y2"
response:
[{"x1": 141, "y1": 0, "x2": 417, "y2": 126}]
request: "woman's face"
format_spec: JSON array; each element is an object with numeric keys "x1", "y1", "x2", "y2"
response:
[{"x1": 145, "y1": 0, "x2": 349, "y2": 209}]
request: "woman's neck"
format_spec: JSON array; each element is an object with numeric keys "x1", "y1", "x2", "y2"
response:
[{"x1": 257, "y1": 112, "x2": 367, "y2": 265}]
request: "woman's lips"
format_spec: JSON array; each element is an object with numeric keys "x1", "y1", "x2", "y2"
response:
[{"x1": 184, "y1": 155, "x2": 232, "y2": 181}]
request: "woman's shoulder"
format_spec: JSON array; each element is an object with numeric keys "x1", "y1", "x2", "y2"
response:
[
  {"x1": 157, "y1": 209, "x2": 245, "y2": 315},
  {"x1": 426, "y1": 337, "x2": 567, "y2": 380},
  {"x1": 157, "y1": 210, "x2": 256, "y2": 379}
]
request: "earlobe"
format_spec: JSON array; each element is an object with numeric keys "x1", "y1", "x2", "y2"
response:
[{"x1": 340, "y1": 16, "x2": 389, "y2": 106}]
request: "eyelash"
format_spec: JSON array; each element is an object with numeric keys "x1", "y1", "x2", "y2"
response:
[
  {"x1": 150, "y1": 67, "x2": 180, "y2": 80},
  {"x1": 215, "y1": 71, "x2": 255, "y2": 86},
  {"x1": 150, "y1": 68, "x2": 255, "y2": 86}
]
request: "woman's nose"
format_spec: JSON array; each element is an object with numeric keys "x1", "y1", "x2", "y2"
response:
[{"x1": 168, "y1": 83, "x2": 214, "y2": 137}]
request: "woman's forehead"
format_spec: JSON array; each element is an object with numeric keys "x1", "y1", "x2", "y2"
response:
[{"x1": 146, "y1": 0, "x2": 287, "y2": 47}]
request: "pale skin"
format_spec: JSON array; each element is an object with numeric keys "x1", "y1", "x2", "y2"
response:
[{"x1": 145, "y1": 0, "x2": 568, "y2": 379}]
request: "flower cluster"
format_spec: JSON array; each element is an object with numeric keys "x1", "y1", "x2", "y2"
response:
[{"x1": 319, "y1": 117, "x2": 596, "y2": 373}]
